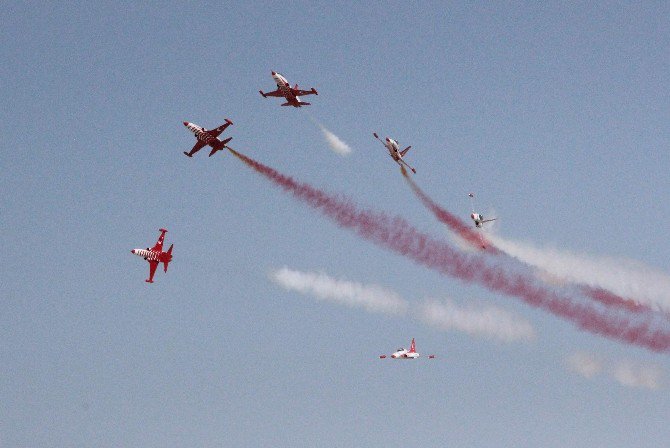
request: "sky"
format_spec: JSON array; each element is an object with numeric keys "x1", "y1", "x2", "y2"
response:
[{"x1": 1, "y1": 1, "x2": 669, "y2": 447}]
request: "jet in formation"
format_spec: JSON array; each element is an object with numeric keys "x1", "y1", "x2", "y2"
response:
[
  {"x1": 373, "y1": 132, "x2": 417, "y2": 174},
  {"x1": 131, "y1": 229, "x2": 173, "y2": 283},
  {"x1": 379, "y1": 338, "x2": 435, "y2": 359},
  {"x1": 259, "y1": 71, "x2": 318, "y2": 107},
  {"x1": 468, "y1": 193, "x2": 496, "y2": 228},
  {"x1": 182, "y1": 119, "x2": 234, "y2": 157}
]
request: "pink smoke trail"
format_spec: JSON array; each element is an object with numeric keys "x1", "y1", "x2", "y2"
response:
[
  {"x1": 401, "y1": 168, "x2": 499, "y2": 254},
  {"x1": 228, "y1": 148, "x2": 670, "y2": 353},
  {"x1": 401, "y1": 171, "x2": 658, "y2": 317}
]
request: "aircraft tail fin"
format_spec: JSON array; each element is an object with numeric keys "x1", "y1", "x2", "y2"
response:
[
  {"x1": 163, "y1": 244, "x2": 173, "y2": 273},
  {"x1": 209, "y1": 138, "x2": 232, "y2": 157},
  {"x1": 409, "y1": 338, "x2": 416, "y2": 353}
]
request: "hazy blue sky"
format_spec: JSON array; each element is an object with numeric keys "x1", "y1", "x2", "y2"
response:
[{"x1": 2, "y1": 2, "x2": 669, "y2": 447}]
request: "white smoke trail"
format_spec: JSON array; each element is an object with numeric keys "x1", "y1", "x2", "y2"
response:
[
  {"x1": 488, "y1": 234, "x2": 670, "y2": 312},
  {"x1": 317, "y1": 124, "x2": 352, "y2": 156},
  {"x1": 612, "y1": 360, "x2": 663, "y2": 390},
  {"x1": 566, "y1": 351, "x2": 664, "y2": 389},
  {"x1": 305, "y1": 114, "x2": 352, "y2": 156},
  {"x1": 271, "y1": 267, "x2": 407, "y2": 315},
  {"x1": 270, "y1": 267, "x2": 535, "y2": 343},
  {"x1": 566, "y1": 351, "x2": 604, "y2": 378},
  {"x1": 419, "y1": 299, "x2": 536, "y2": 342}
]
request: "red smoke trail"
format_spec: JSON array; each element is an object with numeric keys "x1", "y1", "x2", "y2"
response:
[
  {"x1": 401, "y1": 168, "x2": 499, "y2": 254},
  {"x1": 401, "y1": 170, "x2": 658, "y2": 317},
  {"x1": 228, "y1": 148, "x2": 670, "y2": 353}
]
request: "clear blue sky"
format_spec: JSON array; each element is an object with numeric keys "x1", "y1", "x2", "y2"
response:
[{"x1": 2, "y1": 1, "x2": 669, "y2": 447}]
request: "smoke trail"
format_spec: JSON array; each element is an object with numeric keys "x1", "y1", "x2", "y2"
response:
[
  {"x1": 419, "y1": 299, "x2": 536, "y2": 342},
  {"x1": 403, "y1": 171, "x2": 660, "y2": 317},
  {"x1": 228, "y1": 148, "x2": 670, "y2": 353},
  {"x1": 566, "y1": 352, "x2": 664, "y2": 389},
  {"x1": 612, "y1": 360, "x2": 663, "y2": 389},
  {"x1": 318, "y1": 124, "x2": 352, "y2": 156},
  {"x1": 566, "y1": 351, "x2": 604, "y2": 378},
  {"x1": 402, "y1": 168, "x2": 496, "y2": 252},
  {"x1": 489, "y1": 235, "x2": 670, "y2": 313},
  {"x1": 306, "y1": 114, "x2": 352, "y2": 156},
  {"x1": 270, "y1": 267, "x2": 535, "y2": 343},
  {"x1": 271, "y1": 267, "x2": 407, "y2": 316}
]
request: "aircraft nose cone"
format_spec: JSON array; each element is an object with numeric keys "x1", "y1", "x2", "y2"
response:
[
  {"x1": 183, "y1": 121, "x2": 189, "y2": 126},
  {"x1": 271, "y1": 71, "x2": 276, "y2": 76},
  {"x1": 131, "y1": 249, "x2": 135, "y2": 254}
]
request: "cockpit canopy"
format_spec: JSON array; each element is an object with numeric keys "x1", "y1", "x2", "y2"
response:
[{"x1": 396, "y1": 347, "x2": 405, "y2": 352}]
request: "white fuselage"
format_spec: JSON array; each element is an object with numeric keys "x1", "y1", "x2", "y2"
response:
[
  {"x1": 471, "y1": 213, "x2": 484, "y2": 228},
  {"x1": 184, "y1": 122, "x2": 218, "y2": 145},
  {"x1": 272, "y1": 72, "x2": 301, "y2": 102},
  {"x1": 131, "y1": 248, "x2": 160, "y2": 261},
  {"x1": 384, "y1": 138, "x2": 402, "y2": 161},
  {"x1": 390, "y1": 348, "x2": 420, "y2": 359}
]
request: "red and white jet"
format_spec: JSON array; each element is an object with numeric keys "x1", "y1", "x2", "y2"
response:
[
  {"x1": 259, "y1": 71, "x2": 318, "y2": 107},
  {"x1": 379, "y1": 338, "x2": 435, "y2": 359},
  {"x1": 373, "y1": 132, "x2": 417, "y2": 174},
  {"x1": 182, "y1": 119, "x2": 233, "y2": 157},
  {"x1": 469, "y1": 193, "x2": 497, "y2": 228},
  {"x1": 131, "y1": 229, "x2": 173, "y2": 283}
]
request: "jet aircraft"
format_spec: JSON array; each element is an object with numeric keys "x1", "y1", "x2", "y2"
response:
[
  {"x1": 131, "y1": 229, "x2": 173, "y2": 283},
  {"x1": 379, "y1": 338, "x2": 435, "y2": 359},
  {"x1": 469, "y1": 193, "x2": 496, "y2": 228},
  {"x1": 259, "y1": 71, "x2": 318, "y2": 107},
  {"x1": 182, "y1": 119, "x2": 233, "y2": 157},
  {"x1": 373, "y1": 132, "x2": 417, "y2": 173}
]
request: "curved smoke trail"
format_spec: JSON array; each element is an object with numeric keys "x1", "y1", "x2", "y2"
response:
[
  {"x1": 228, "y1": 148, "x2": 670, "y2": 353},
  {"x1": 401, "y1": 169, "x2": 662, "y2": 318}
]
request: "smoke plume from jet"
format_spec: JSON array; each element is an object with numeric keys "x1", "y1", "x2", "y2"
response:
[
  {"x1": 271, "y1": 267, "x2": 407, "y2": 316},
  {"x1": 306, "y1": 115, "x2": 352, "y2": 156},
  {"x1": 402, "y1": 170, "x2": 666, "y2": 318},
  {"x1": 567, "y1": 351, "x2": 664, "y2": 389},
  {"x1": 229, "y1": 148, "x2": 670, "y2": 353},
  {"x1": 270, "y1": 267, "x2": 535, "y2": 343}
]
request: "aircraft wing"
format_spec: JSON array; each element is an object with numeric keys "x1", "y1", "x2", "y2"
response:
[
  {"x1": 184, "y1": 141, "x2": 206, "y2": 157},
  {"x1": 208, "y1": 121, "x2": 232, "y2": 139},
  {"x1": 147, "y1": 260, "x2": 159, "y2": 283},
  {"x1": 261, "y1": 88, "x2": 285, "y2": 97},
  {"x1": 293, "y1": 88, "x2": 317, "y2": 96},
  {"x1": 481, "y1": 218, "x2": 497, "y2": 224},
  {"x1": 151, "y1": 230, "x2": 166, "y2": 251}
]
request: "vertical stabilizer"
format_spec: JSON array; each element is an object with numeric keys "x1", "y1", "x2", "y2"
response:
[
  {"x1": 163, "y1": 244, "x2": 173, "y2": 272},
  {"x1": 409, "y1": 338, "x2": 416, "y2": 353}
]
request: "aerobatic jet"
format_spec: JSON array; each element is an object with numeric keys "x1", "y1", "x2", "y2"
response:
[
  {"x1": 182, "y1": 119, "x2": 233, "y2": 157},
  {"x1": 469, "y1": 193, "x2": 496, "y2": 228},
  {"x1": 373, "y1": 132, "x2": 417, "y2": 174},
  {"x1": 131, "y1": 229, "x2": 173, "y2": 283},
  {"x1": 259, "y1": 71, "x2": 318, "y2": 107},
  {"x1": 379, "y1": 338, "x2": 435, "y2": 359}
]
